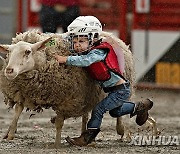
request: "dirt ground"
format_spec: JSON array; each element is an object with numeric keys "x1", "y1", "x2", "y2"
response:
[{"x1": 0, "y1": 89, "x2": 179, "y2": 154}]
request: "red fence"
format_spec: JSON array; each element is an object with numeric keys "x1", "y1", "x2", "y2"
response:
[{"x1": 133, "y1": 0, "x2": 180, "y2": 31}]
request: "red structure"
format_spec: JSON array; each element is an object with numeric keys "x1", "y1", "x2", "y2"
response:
[{"x1": 133, "y1": 0, "x2": 180, "y2": 31}]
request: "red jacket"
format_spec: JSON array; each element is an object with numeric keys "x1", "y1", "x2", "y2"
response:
[
  {"x1": 40, "y1": 0, "x2": 79, "y2": 7},
  {"x1": 86, "y1": 42, "x2": 123, "y2": 81}
]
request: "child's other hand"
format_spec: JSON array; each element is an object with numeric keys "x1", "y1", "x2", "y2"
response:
[{"x1": 54, "y1": 54, "x2": 68, "y2": 63}]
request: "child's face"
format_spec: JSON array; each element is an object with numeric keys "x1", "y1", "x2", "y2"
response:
[{"x1": 73, "y1": 36, "x2": 89, "y2": 53}]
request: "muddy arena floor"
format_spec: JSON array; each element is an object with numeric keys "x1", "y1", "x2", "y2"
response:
[{"x1": 0, "y1": 89, "x2": 179, "y2": 154}]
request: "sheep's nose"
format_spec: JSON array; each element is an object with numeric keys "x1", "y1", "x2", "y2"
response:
[{"x1": 6, "y1": 68, "x2": 14, "y2": 74}]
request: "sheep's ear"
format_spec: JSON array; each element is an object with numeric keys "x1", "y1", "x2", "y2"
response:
[
  {"x1": 0, "y1": 45, "x2": 10, "y2": 53},
  {"x1": 32, "y1": 37, "x2": 53, "y2": 51}
]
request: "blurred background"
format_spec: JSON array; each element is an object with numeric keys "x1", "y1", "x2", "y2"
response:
[{"x1": 0, "y1": 0, "x2": 179, "y2": 90}]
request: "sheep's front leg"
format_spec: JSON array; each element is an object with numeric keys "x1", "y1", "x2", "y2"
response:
[
  {"x1": 116, "y1": 117, "x2": 124, "y2": 139},
  {"x1": 54, "y1": 115, "x2": 64, "y2": 148},
  {"x1": 3, "y1": 103, "x2": 24, "y2": 140}
]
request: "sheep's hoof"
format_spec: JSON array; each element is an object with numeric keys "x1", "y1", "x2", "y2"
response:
[
  {"x1": 3, "y1": 133, "x2": 14, "y2": 140},
  {"x1": 116, "y1": 126, "x2": 124, "y2": 137},
  {"x1": 45, "y1": 142, "x2": 60, "y2": 149},
  {"x1": 45, "y1": 142, "x2": 61, "y2": 149},
  {"x1": 119, "y1": 135, "x2": 124, "y2": 140},
  {"x1": 7, "y1": 135, "x2": 14, "y2": 140},
  {"x1": 54, "y1": 143, "x2": 61, "y2": 149},
  {"x1": 3, "y1": 134, "x2": 8, "y2": 139}
]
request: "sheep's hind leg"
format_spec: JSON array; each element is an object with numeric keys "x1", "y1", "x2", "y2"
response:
[
  {"x1": 147, "y1": 116, "x2": 161, "y2": 137},
  {"x1": 116, "y1": 117, "x2": 125, "y2": 139},
  {"x1": 54, "y1": 115, "x2": 64, "y2": 148},
  {"x1": 3, "y1": 103, "x2": 24, "y2": 140}
]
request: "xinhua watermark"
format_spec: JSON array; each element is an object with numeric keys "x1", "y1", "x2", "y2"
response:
[{"x1": 129, "y1": 135, "x2": 180, "y2": 146}]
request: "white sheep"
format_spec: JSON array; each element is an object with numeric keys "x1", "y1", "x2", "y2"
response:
[{"x1": 0, "y1": 31, "x2": 104, "y2": 148}]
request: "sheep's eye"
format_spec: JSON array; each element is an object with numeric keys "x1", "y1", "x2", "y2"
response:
[{"x1": 25, "y1": 50, "x2": 31, "y2": 55}]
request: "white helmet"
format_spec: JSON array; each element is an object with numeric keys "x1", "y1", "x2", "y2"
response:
[
  {"x1": 67, "y1": 16, "x2": 102, "y2": 52},
  {"x1": 68, "y1": 16, "x2": 102, "y2": 38}
]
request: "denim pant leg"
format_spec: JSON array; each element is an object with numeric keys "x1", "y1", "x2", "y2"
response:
[
  {"x1": 109, "y1": 102, "x2": 135, "y2": 117},
  {"x1": 87, "y1": 85, "x2": 135, "y2": 129}
]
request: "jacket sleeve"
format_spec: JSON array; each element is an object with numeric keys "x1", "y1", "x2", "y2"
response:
[{"x1": 66, "y1": 49, "x2": 106, "y2": 67}]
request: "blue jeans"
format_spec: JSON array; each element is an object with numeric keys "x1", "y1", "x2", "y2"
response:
[{"x1": 87, "y1": 82, "x2": 135, "y2": 129}]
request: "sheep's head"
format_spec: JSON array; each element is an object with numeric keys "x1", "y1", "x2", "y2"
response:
[{"x1": 0, "y1": 37, "x2": 52, "y2": 80}]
